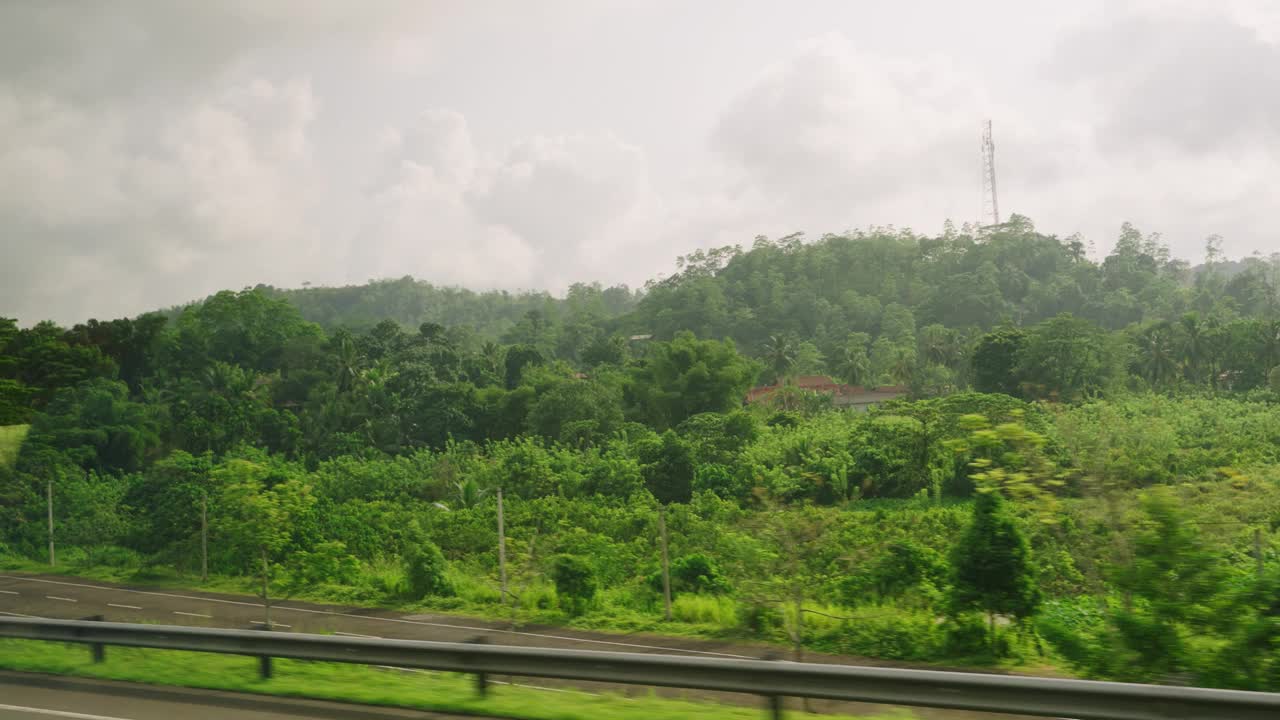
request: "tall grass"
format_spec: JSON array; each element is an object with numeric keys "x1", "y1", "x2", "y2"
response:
[
  {"x1": 672, "y1": 595, "x2": 739, "y2": 627},
  {"x1": 361, "y1": 557, "x2": 407, "y2": 599}
]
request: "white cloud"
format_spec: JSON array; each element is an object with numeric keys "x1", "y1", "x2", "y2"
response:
[
  {"x1": 469, "y1": 134, "x2": 649, "y2": 259},
  {"x1": 349, "y1": 111, "x2": 658, "y2": 293},
  {"x1": 3, "y1": 1, "x2": 1280, "y2": 325},
  {"x1": 0, "y1": 75, "x2": 321, "y2": 322},
  {"x1": 710, "y1": 33, "x2": 1006, "y2": 231}
]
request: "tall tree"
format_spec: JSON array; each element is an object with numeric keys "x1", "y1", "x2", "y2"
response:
[
  {"x1": 212, "y1": 458, "x2": 316, "y2": 627},
  {"x1": 626, "y1": 332, "x2": 758, "y2": 429},
  {"x1": 948, "y1": 490, "x2": 1041, "y2": 653},
  {"x1": 971, "y1": 328, "x2": 1025, "y2": 396}
]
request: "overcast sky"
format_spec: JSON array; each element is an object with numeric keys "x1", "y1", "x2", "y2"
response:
[{"x1": 3, "y1": 0, "x2": 1278, "y2": 325}]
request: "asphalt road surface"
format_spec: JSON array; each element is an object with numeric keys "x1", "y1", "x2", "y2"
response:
[
  {"x1": 1, "y1": 572, "x2": 1043, "y2": 719},
  {"x1": 0, "y1": 671, "x2": 474, "y2": 720}
]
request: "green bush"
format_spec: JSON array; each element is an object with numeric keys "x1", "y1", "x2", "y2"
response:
[
  {"x1": 810, "y1": 611, "x2": 943, "y2": 661},
  {"x1": 649, "y1": 553, "x2": 730, "y2": 597},
  {"x1": 551, "y1": 554, "x2": 597, "y2": 616},
  {"x1": 738, "y1": 602, "x2": 782, "y2": 635},
  {"x1": 943, "y1": 614, "x2": 992, "y2": 657},
  {"x1": 403, "y1": 541, "x2": 454, "y2": 600}
]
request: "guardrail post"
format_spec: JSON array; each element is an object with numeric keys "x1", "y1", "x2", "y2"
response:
[
  {"x1": 468, "y1": 635, "x2": 490, "y2": 698},
  {"x1": 762, "y1": 651, "x2": 784, "y2": 719},
  {"x1": 254, "y1": 623, "x2": 273, "y2": 680},
  {"x1": 83, "y1": 615, "x2": 105, "y2": 663}
]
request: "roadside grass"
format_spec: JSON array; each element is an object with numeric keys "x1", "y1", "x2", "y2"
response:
[
  {"x1": 0, "y1": 639, "x2": 914, "y2": 720},
  {"x1": 0, "y1": 424, "x2": 29, "y2": 468},
  {"x1": 0, "y1": 558, "x2": 1051, "y2": 680},
  {"x1": 0, "y1": 555, "x2": 755, "y2": 644}
]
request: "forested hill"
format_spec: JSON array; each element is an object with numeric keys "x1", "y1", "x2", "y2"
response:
[
  {"x1": 628, "y1": 217, "x2": 1278, "y2": 353},
  {"x1": 255, "y1": 277, "x2": 641, "y2": 338},
  {"x1": 167, "y1": 215, "x2": 1280, "y2": 361}
]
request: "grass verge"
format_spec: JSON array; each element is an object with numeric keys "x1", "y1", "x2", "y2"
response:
[{"x1": 0, "y1": 639, "x2": 912, "y2": 720}]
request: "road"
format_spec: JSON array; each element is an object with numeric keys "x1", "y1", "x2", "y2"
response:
[
  {"x1": 0, "y1": 671, "x2": 473, "y2": 720},
  {"x1": 1, "y1": 572, "x2": 1037, "y2": 719}
]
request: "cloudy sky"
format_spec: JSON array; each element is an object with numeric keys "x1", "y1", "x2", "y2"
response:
[{"x1": 3, "y1": 0, "x2": 1278, "y2": 325}]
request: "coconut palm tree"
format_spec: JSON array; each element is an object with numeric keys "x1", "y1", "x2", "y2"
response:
[
  {"x1": 1177, "y1": 313, "x2": 1207, "y2": 384},
  {"x1": 452, "y1": 477, "x2": 487, "y2": 509},
  {"x1": 1138, "y1": 324, "x2": 1177, "y2": 386},
  {"x1": 762, "y1": 334, "x2": 797, "y2": 385},
  {"x1": 835, "y1": 344, "x2": 871, "y2": 386}
]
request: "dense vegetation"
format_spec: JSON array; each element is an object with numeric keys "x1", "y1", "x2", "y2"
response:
[{"x1": 3, "y1": 217, "x2": 1279, "y2": 690}]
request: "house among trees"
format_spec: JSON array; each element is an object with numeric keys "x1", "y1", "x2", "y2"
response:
[{"x1": 744, "y1": 375, "x2": 908, "y2": 410}]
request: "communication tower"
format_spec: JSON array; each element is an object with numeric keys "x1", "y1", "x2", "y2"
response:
[{"x1": 980, "y1": 119, "x2": 1001, "y2": 228}]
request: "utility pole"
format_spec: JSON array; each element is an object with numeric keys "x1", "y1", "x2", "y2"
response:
[
  {"x1": 658, "y1": 506, "x2": 672, "y2": 622},
  {"x1": 201, "y1": 492, "x2": 209, "y2": 583},
  {"x1": 496, "y1": 487, "x2": 508, "y2": 606},
  {"x1": 47, "y1": 479, "x2": 55, "y2": 567}
]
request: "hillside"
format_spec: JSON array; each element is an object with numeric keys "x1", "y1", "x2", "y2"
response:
[
  {"x1": 2, "y1": 217, "x2": 1280, "y2": 690},
  {"x1": 259, "y1": 277, "x2": 641, "y2": 338}
]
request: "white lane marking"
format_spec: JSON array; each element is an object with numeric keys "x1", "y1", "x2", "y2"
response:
[
  {"x1": 0, "y1": 575, "x2": 754, "y2": 659},
  {"x1": 0, "y1": 610, "x2": 43, "y2": 618},
  {"x1": 0, "y1": 589, "x2": 18, "y2": 594},
  {"x1": 173, "y1": 611, "x2": 211, "y2": 618},
  {"x1": 46, "y1": 596, "x2": 77, "y2": 603},
  {"x1": 250, "y1": 620, "x2": 291, "y2": 628},
  {"x1": 107, "y1": 603, "x2": 142, "y2": 610},
  {"x1": 0, "y1": 703, "x2": 137, "y2": 720},
  {"x1": 335, "y1": 631, "x2": 379, "y2": 639}
]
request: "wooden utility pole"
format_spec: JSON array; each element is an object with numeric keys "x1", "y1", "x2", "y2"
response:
[
  {"x1": 261, "y1": 549, "x2": 272, "y2": 628},
  {"x1": 201, "y1": 492, "x2": 209, "y2": 583},
  {"x1": 658, "y1": 506, "x2": 672, "y2": 621},
  {"x1": 497, "y1": 487, "x2": 508, "y2": 606},
  {"x1": 46, "y1": 479, "x2": 55, "y2": 567}
]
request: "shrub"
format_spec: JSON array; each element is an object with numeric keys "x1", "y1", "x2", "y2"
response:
[
  {"x1": 403, "y1": 541, "x2": 454, "y2": 599},
  {"x1": 292, "y1": 541, "x2": 360, "y2": 587},
  {"x1": 810, "y1": 611, "x2": 943, "y2": 661},
  {"x1": 739, "y1": 602, "x2": 783, "y2": 635},
  {"x1": 551, "y1": 554, "x2": 597, "y2": 616},
  {"x1": 649, "y1": 553, "x2": 730, "y2": 596},
  {"x1": 943, "y1": 614, "x2": 992, "y2": 657}
]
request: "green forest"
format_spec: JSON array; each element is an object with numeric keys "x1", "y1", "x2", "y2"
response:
[{"x1": 3, "y1": 216, "x2": 1280, "y2": 690}]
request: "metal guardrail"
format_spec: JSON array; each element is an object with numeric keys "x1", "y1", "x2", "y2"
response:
[{"x1": 3, "y1": 617, "x2": 1279, "y2": 720}]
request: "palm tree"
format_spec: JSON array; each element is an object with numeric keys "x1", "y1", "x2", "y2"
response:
[
  {"x1": 1177, "y1": 313, "x2": 1206, "y2": 384},
  {"x1": 480, "y1": 341, "x2": 504, "y2": 375},
  {"x1": 918, "y1": 325, "x2": 956, "y2": 367},
  {"x1": 1260, "y1": 319, "x2": 1280, "y2": 373},
  {"x1": 333, "y1": 334, "x2": 362, "y2": 393},
  {"x1": 1138, "y1": 324, "x2": 1177, "y2": 386},
  {"x1": 762, "y1": 334, "x2": 797, "y2": 385},
  {"x1": 201, "y1": 361, "x2": 254, "y2": 398},
  {"x1": 889, "y1": 346, "x2": 916, "y2": 385},
  {"x1": 835, "y1": 345, "x2": 871, "y2": 386},
  {"x1": 452, "y1": 478, "x2": 487, "y2": 509}
]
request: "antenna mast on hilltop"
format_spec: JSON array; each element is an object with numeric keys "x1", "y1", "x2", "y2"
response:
[{"x1": 980, "y1": 119, "x2": 1001, "y2": 227}]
